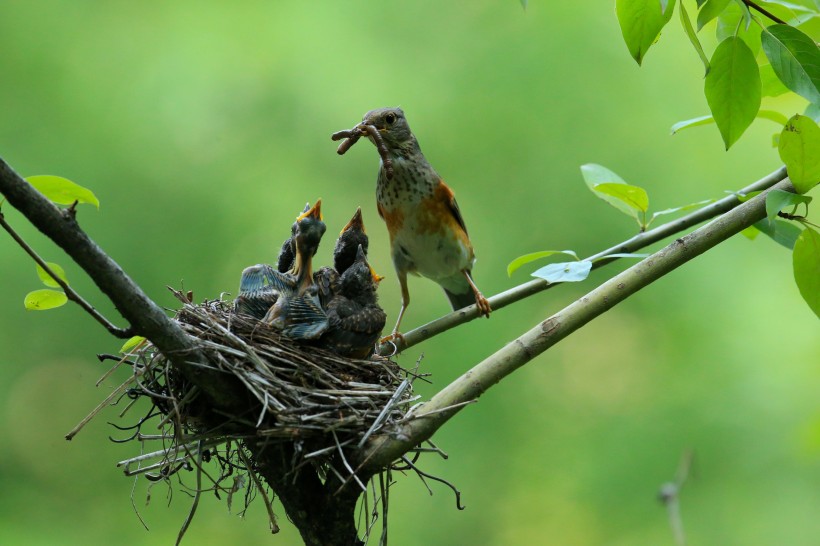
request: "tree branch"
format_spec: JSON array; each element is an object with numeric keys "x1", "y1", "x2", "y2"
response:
[
  {"x1": 380, "y1": 166, "x2": 787, "y2": 355},
  {"x1": 0, "y1": 210, "x2": 133, "y2": 338},
  {"x1": 743, "y1": 0, "x2": 788, "y2": 25},
  {"x1": 360, "y1": 176, "x2": 795, "y2": 471},
  {"x1": 0, "y1": 156, "x2": 246, "y2": 413}
]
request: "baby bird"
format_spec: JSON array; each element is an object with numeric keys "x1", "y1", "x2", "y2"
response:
[
  {"x1": 321, "y1": 245, "x2": 386, "y2": 358},
  {"x1": 235, "y1": 200, "x2": 328, "y2": 339}
]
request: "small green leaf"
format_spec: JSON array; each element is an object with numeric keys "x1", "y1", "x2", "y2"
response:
[
  {"x1": 671, "y1": 110, "x2": 784, "y2": 135},
  {"x1": 735, "y1": 190, "x2": 762, "y2": 202},
  {"x1": 754, "y1": 218, "x2": 803, "y2": 249},
  {"x1": 779, "y1": 113, "x2": 820, "y2": 193},
  {"x1": 593, "y1": 183, "x2": 650, "y2": 212},
  {"x1": 761, "y1": 24, "x2": 820, "y2": 104},
  {"x1": 25, "y1": 175, "x2": 100, "y2": 209},
  {"x1": 704, "y1": 37, "x2": 761, "y2": 149},
  {"x1": 741, "y1": 225, "x2": 761, "y2": 239},
  {"x1": 649, "y1": 199, "x2": 714, "y2": 224},
  {"x1": 760, "y1": 63, "x2": 791, "y2": 97},
  {"x1": 793, "y1": 226, "x2": 820, "y2": 318},
  {"x1": 697, "y1": 0, "x2": 731, "y2": 30},
  {"x1": 532, "y1": 261, "x2": 593, "y2": 283},
  {"x1": 765, "y1": 189, "x2": 812, "y2": 221},
  {"x1": 616, "y1": 0, "x2": 677, "y2": 65},
  {"x1": 120, "y1": 335, "x2": 147, "y2": 354},
  {"x1": 35, "y1": 262, "x2": 69, "y2": 288},
  {"x1": 24, "y1": 289, "x2": 68, "y2": 310},
  {"x1": 732, "y1": 0, "x2": 752, "y2": 30},
  {"x1": 671, "y1": 115, "x2": 714, "y2": 134},
  {"x1": 507, "y1": 250, "x2": 579, "y2": 277},
  {"x1": 581, "y1": 164, "x2": 648, "y2": 225},
  {"x1": 680, "y1": 0, "x2": 710, "y2": 74}
]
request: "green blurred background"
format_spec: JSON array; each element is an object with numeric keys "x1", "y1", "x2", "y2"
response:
[{"x1": 1, "y1": 1, "x2": 818, "y2": 544}]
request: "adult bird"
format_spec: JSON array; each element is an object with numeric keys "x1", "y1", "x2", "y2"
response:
[
  {"x1": 349, "y1": 107, "x2": 491, "y2": 339},
  {"x1": 321, "y1": 244, "x2": 386, "y2": 358}
]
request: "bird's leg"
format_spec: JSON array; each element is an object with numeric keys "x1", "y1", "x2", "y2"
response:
[
  {"x1": 463, "y1": 270, "x2": 491, "y2": 318},
  {"x1": 380, "y1": 271, "x2": 409, "y2": 344}
]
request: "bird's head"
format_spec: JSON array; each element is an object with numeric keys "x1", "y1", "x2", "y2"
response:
[
  {"x1": 292, "y1": 199, "x2": 326, "y2": 278},
  {"x1": 360, "y1": 107, "x2": 414, "y2": 150}
]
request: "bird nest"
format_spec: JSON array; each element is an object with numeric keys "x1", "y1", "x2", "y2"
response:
[{"x1": 80, "y1": 290, "x2": 424, "y2": 539}]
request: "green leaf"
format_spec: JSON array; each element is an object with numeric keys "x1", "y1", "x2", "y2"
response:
[
  {"x1": 697, "y1": 0, "x2": 731, "y2": 30},
  {"x1": 761, "y1": 63, "x2": 791, "y2": 97},
  {"x1": 766, "y1": 190, "x2": 812, "y2": 220},
  {"x1": 649, "y1": 199, "x2": 714, "y2": 223},
  {"x1": 754, "y1": 218, "x2": 803, "y2": 249},
  {"x1": 732, "y1": 0, "x2": 752, "y2": 30},
  {"x1": 507, "y1": 250, "x2": 579, "y2": 276},
  {"x1": 24, "y1": 289, "x2": 68, "y2": 311},
  {"x1": 761, "y1": 24, "x2": 820, "y2": 104},
  {"x1": 581, "y1": 164, "x2": 649, "y2": 225},
  {"x1": 35, "y1": 262, "x2": 69, "y2": 288},
  {"x1": 765, "y1": 188, "x2": 813, "y2": 221},
  {"x1": 532, "y1": 261, "x2": 593, "y2": 283},
  {"x1": 680, "y1": 0, "x2": 710, "y2": 74},
  {"x1": 741, "y1": 225, "x2": 761, "y2": 239},
  {"x1": 594, "y1": 183, "x2": 650, "y2": 212},
  {"x1": 793, "y1": 226, "x2": 820, "y2": 318},
  {"x1": 671, "y1": 110, "x2": 784, "y2": 134},
  {"x1": 616, "y1": 0, "x2": 677, "y2": 65},
  {"x1": 671, "y1": 115, "x2": 715, "y2": 134},
  {"x1": 704, "y1": 37, "x2": 761, "y2": 149},
  {"x1": 805, "y1": 102, "x2": 820, "y2": 122},
  {"x1": 25, "y1": 175, "x2": 100, "y2": 209},
  {"x1": 717, "y1": 2, "x2": 761, "y2": 54},
  {"x1": 120, "y1": 335, "x2": 147, "y2": 354},
  {"x1": 778, "y1": 113, "x2": 820, "y2": 193}
]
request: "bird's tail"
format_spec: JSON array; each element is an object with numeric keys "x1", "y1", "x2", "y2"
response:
[{"x1": 443, "y1": 287, "x2": 477, "y2": 312}]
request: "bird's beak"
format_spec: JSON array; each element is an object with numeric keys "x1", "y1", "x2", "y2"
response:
[
  {"x1": 297, "y1": 199, "x2": 323, "y2": 221},
  {"x1": 339, "y1": 207, "x2": 365, "y2": 236},
  {"x1": 369, "y1": 263, "x2": 384, "y2": 284}
]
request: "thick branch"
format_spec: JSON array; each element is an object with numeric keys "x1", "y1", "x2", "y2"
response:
[
  {"x1": 381, "y1": 166, "x2": 787, "y2": 354},
  {"x1": 360, "y1": 176, "x2": 795, "y2": 470},
  {"x1": 0, "y1": 157, "x2": 245, "y2": 413}
]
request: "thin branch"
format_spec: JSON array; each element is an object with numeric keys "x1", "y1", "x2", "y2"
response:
[
  {"x1": 0, "y1": 156, "x2": 247, "y2": 413},
  {"x1": 0, "y1": 209, "x2": 133, "y2": 337},
  {"x1": 359, "y1": 176, "x2": 795, "y2": 471},
  {"x1": 743, "y1": 0, "x2": 788, "y2": 25},
  {"x1": 379, "y1": 166, "x2": 787, "y2": 355}
]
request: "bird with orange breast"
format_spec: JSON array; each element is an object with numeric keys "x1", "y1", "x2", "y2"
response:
[{"x1": 333, "y1": 108, "x2": 491, "y2": 340}]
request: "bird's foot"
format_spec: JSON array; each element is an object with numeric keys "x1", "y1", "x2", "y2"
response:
[
  {"x1": 378, "y1": 331, "x2": 405, "y2": 355},
  {"x1": 475, "y1": 293, "x2": 492, "y2": 318}
]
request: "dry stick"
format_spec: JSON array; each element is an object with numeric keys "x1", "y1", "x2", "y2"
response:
[
  {"x1": 379, "y1": 166, "x2": 788, "y2": 355},
  {"x1": 0, "y1": 157, "x2": 247, "y2": 413},
  {"x1": 237, "y1": 447, "x2": 280, "y2": 534},
  {"x1": 0, "y1": 210, "x2": 132, "y2": 337},
  {"x1": 359, "y1": 176, "x2": 795, "y2": 471}
]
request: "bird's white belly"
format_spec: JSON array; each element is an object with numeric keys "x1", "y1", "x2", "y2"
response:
[{"x1": 390, "y1": 214, "x2": 472, "y2": 281}]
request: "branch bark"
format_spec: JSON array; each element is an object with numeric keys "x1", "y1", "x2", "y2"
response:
[
  {"x1": 359, "y1": 176, "x2": 795, "y2": 471},
  {"x1": 381, "y1": 166, "x2": 787, "y2": 354}
]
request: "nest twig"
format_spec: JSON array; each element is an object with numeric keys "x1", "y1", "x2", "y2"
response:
[{"x1": 77, "y1": 291, "x2": 433, "y2": 543}]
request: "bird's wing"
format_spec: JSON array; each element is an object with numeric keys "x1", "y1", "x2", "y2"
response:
[
  {"x1": 281, "y1": 294, "x2": 329, "y2": 340},
  {"x1": 437, "y1": 180, "x2": 469, "y2": 236}
]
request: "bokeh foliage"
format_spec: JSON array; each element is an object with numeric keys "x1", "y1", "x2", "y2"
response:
[{"x1": 0, "y1": 1, "x2": 818, "y2": 545}]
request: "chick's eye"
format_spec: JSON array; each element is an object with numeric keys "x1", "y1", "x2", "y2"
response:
[{"x1": 385, "y1": 113, "x2": 396, "y2": 125}]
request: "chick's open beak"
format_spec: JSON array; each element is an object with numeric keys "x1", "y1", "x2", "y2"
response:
[
  {"x1": 339, "y1": 207, "x2": 365, "y2": 236},
  {"x1": 297, "y1": 199, "x2": 323, "y2": 222}
]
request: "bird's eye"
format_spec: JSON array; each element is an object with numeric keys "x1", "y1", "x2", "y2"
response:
[{"x1": 385, "y1": 113, "x2": 396, "y2": 125}]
